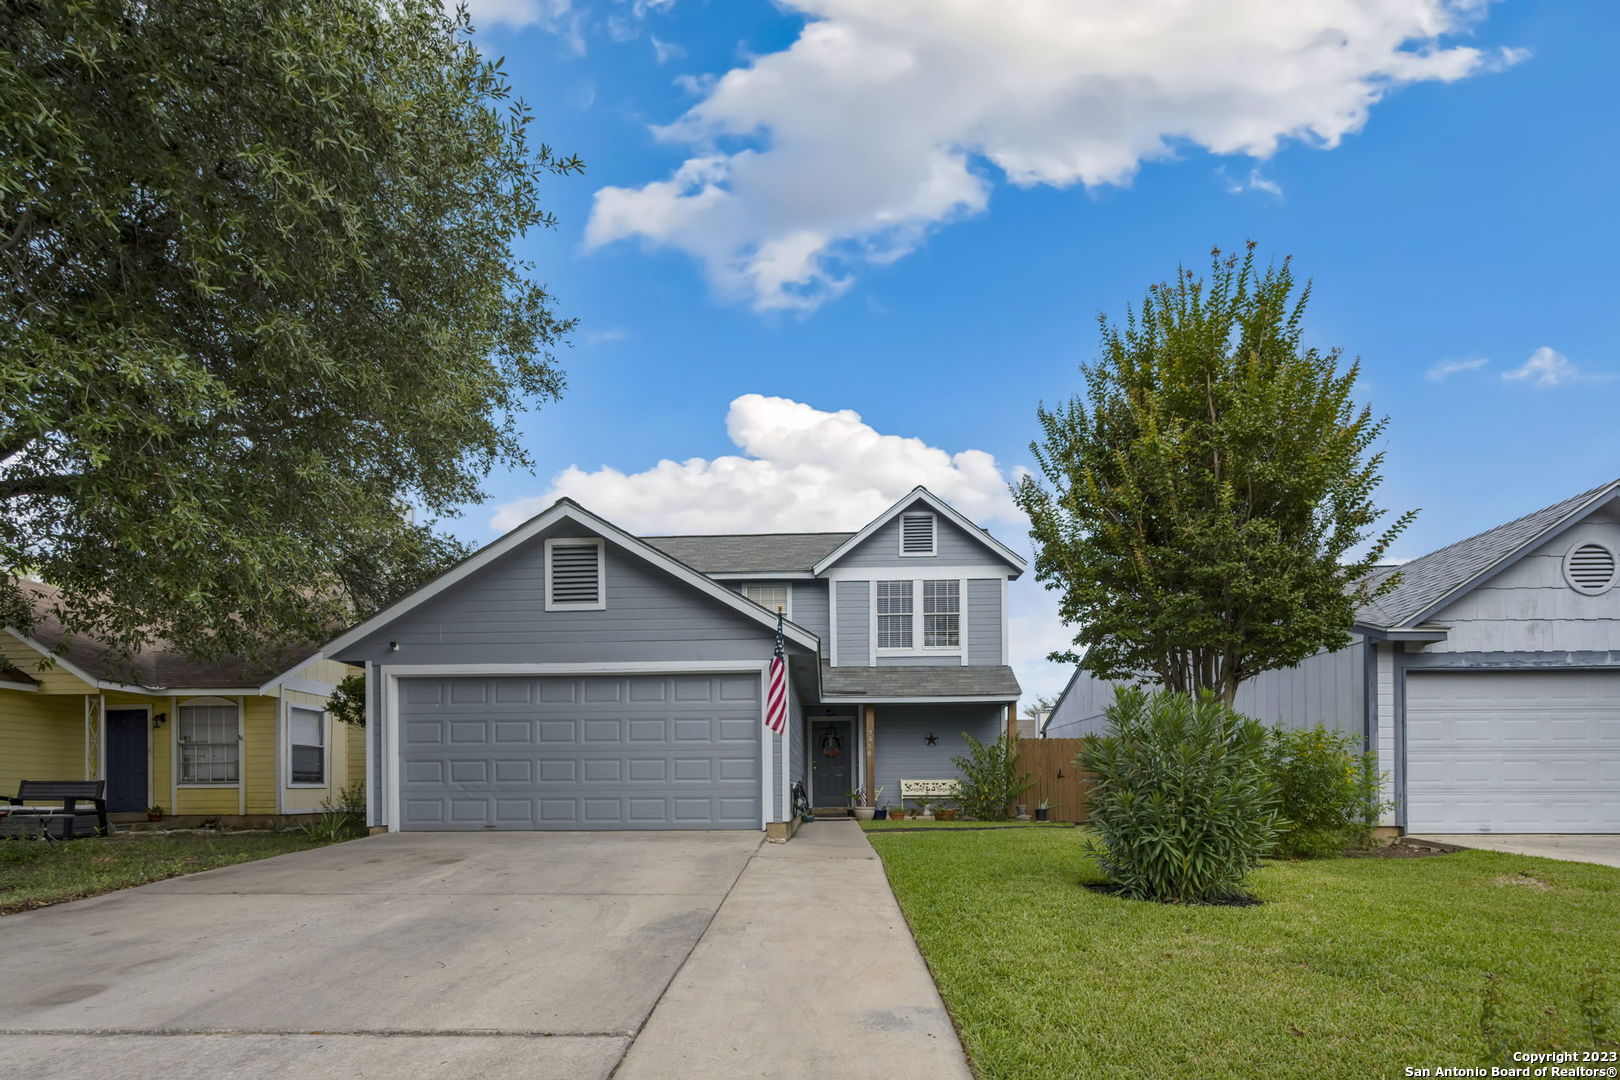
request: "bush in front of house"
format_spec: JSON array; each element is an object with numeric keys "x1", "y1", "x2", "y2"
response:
[
  {"x1": 1078, "y1": 686, "x2": 1280, "y2": 904},
  {"x1": 952, "y1": 732, "x2": 1033, "y2": 821},
  {"x1": 1265, "y1": 725, "x2": 1386, "y2": 858}
]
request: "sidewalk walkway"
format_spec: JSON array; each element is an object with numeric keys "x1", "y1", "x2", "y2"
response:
[{"x1": 616, "y1": 819, "x2": 974, "y2": 1080}]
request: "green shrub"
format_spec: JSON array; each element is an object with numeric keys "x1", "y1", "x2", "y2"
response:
[
  {"x1": 298, "y1": 781, "x2": 367, "y2": 843},
  {"x1": 1078, "y1": 686, "x2": 1280, "y2": 903},
  {"x1": 1266, "y1": 725, "x2": 1386, "y2": 858},
  {"x1": 951, "y1": 732, "x2": 1032, "y2": 821}
]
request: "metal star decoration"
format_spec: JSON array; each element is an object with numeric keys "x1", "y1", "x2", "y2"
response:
[{"x1": 925, "y1": 733, "x2": 938, "y2": 745}]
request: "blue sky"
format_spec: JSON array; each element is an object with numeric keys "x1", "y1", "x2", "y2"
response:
[{"x1": 444, "y1": 0, "x2": 1617, "y2": 701}]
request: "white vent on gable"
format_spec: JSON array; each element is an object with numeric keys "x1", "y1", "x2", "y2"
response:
[
  {"x1": 899, "y1": 513, "x2": 936, "y2": 556},
  {"x1": 546, "y1": 538, "x2": 605, "y2": 610},
  {"x1": 1564, "y1": 541, "x2": 1617, "y2": 595}
]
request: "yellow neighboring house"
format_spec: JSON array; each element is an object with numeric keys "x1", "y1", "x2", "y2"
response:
[{"x1": 1, "y1": 586, "x2": 362, "y2": 822}]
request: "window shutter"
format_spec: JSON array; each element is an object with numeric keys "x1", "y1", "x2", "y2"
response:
[
  {"x1": 550, "y1": 543, "x2": 602, "y2": 605},
  {"x1": 901, "y1": 513, "x2": 935, "y2": 555}
]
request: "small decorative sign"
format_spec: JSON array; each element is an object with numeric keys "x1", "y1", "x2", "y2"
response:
[{"x1": 900, "y1": 779, "x2": 960, "y2": 799}]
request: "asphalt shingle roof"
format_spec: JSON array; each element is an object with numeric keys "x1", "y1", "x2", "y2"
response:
[
  {"x1": 1357, "y1": 477, "x2": 1619, "y2": 628},
  {"x1": 10, "y1": 581, "x2": 317, "y2": 689},
  {"x1": 818, "y1": 663, "x2": 1021, "y2": 699},
  {"x1": 641, "y1": 532, "x2": 855, "y2": 575}
]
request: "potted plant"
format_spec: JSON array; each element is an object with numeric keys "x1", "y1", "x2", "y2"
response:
[
  {"x1": 146, "y1": 804, "x2": 163, "y2": 822},
  {"x1": 850, "y1": 788, "x2": 876, "y2": 821},
  {"x1": 1035, "y1": 799, "x2": 1051, "y2": 822},
  {"x1": 936, "y1": 804, "x2": 958, "y2": 822},
  {"x1": 889, "y1": 805, "x2": 907, "y2": 821},
  {"x1": 912, "y1": 797, "x2": 936, "y2": 820},
  {"x1": 873, "y1": 805, "x2": 888, "y2": 821}
]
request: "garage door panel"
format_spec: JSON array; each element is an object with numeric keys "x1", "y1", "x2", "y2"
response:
[
  {"x1": 1406, "y1": 670, "x2": 1620, "y2": 833},
  {"x1": 398, "y1": 674, "x2": 762, "y2": 830}
]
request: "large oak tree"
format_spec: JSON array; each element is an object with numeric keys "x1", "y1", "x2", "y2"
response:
[
  {"x1": 1, "y1": 0, "x2": 579, "y2": 665},
  {"x1": 1014, "y1": 244, "x2": 1414, "y2": 704}
]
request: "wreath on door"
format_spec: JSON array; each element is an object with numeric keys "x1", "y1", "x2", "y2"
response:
[{"x1": 819, "y1": 727, "x2": 843, "y2": 758}]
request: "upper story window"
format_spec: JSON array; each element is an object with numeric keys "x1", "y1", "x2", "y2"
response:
[
  {"x1": 876, "y1": 580, "x2": 914, "y2": 648},
  {"x1": 899, "y1": 513, "x2": 936, "y2": 556},
  {"x1": 923, "y1": 580, "x2": 960, "y2": 647},
  {"x1": 743, "y1": 583, "x2": 792, "y2": 620},
  {"x1": 545, "y1": 538, "x2": 605, "y2": 610},
  {"x1": 178, "y1": 698, "x2": 240, "y2": 785}
]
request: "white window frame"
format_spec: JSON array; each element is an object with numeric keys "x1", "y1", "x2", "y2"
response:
[
  {"x1": 873, "y1": 578, "x2": 964, "y2": 657},
  {"x1": 176, "y1": 696, "x2": 242, "y2": 787},
  {"x1": 875, "y1": 580, "x2": 914, "y2": 649},
  {"x1": 742, "y1": 582, "x2": 793, "y2": 621},
  {"x1": 922, "y1": 579, "x2": 961, "y2": 648},
  {"x1": 544, "y1": 537, "x2": 606, "y2": 611},
  {"x1": 285, "y1": 703, "x2": 329, "y2": 789},
  {"x1": 898, "y1": 512, "x2": 937, "y2": 557}
]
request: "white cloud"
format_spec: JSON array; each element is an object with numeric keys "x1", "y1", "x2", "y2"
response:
[
  {"x1": 651, "y1": 35, "x2": 686, "y2": 64},
  {"x1": 584, "y1": 327, "x2": 627, "y2": 344},
  {"x1": 1426, "y1": 356, "x2": 1489, "y2": 381},
  {"x1": 1501, "y1": 346, "x2": 1611, "y2": 388},
  {"x1": 1221, "y1": 167, "x2": 1283, "y2": 199},
  {"x1": 460, "y1": 0, "x2": 575, "y2": 32},
  {"x1": 490, "y1": 394, "x2": 1075, "y2": 700},
  {"x1": 586, "y1": 0, "x2": 1520, "y2": 311}
]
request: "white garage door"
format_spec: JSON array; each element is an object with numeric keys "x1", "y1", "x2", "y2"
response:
[{"x1": 1406, "y1": 670, "x2": 1620, "y2": 833}]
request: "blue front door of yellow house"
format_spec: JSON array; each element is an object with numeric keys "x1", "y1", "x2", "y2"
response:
[
  {"x1": 811, "y1": 719, "x2": 853, "y2": 805},
  {"x1": 105, "y1": 709, "x2": 148, "y2": 812}
]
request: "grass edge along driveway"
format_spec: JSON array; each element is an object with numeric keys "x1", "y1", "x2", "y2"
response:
[
  {"x1": 1, "y1": 831, "x2": 347, "y2": 915},
  {"x1": 865, "y1": 828, "x2": 1620, "y2": 1080}
]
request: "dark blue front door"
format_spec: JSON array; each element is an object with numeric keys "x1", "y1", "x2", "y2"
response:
[{"x1": 105, "y1": 709, "x2": 148, "y2": 812}]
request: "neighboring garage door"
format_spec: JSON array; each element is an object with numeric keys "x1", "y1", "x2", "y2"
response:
[
  {"x1": 1406, "y1": 670, "x2": 1620, "y2": 833},
  {"x1": 397, "y1": 673, "x2": 761, "y2": 830}
]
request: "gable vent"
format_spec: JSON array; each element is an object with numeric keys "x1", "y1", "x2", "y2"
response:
[
  {"x1": 548, "y1": 541, "x2": 602, "y2": 607},
  {"x1": 900, "y1": 513, "x2": 936, "y2": 555},
  {"x1": 1564, "y1": 542, "x2": 1617, "y2": 595}
]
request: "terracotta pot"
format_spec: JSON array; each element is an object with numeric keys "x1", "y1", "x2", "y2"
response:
[
  {"x1": 889, "y1": 809, "x2": 907, "y2": 820},
  {"x1": 936, "y1": 809, "x2": 957, "y2": 822}
]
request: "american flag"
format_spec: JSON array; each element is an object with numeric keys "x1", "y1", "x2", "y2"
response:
[{"x1": 765, "y1": 608, "x2": 788, "y2": 735}]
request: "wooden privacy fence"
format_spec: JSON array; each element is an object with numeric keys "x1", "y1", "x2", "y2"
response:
[{"x1": 1016, "y1": 738, "x2": 1093, "y2": 823}]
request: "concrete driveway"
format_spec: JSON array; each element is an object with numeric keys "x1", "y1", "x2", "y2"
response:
[
  {"x1": 0, "y1": 831, "x2": 760, "y2": 1078},
  {"x1": 1408, "y1": 833, "x2": 1620, "y2": 868}
]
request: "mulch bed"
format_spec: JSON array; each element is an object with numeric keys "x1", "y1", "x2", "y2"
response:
[{"x1": 1343, "y1": 838, "x2": 1462, "y2": 859}]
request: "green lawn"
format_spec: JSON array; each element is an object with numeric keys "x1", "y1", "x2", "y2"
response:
[
  {"x1": 866, "y1": 828, "x2": 1620, "y2": 1080},
  {"x1": 859, "y1": 819, "x2": 1076, "y2": 830},
  {"x1": 0, "y1": 831, "x2": 347, "y2": 915}
]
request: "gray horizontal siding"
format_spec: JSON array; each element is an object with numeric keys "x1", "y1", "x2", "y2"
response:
[
  {"x1": 966, "y1": 578, "x2": 1001, "y2": 665},
  {"x1": 833, "y1": 500, "x2": 1012, "y2": 570},
  {"x1": 875, "y1": 655, "x2": 960, "y2": 667},
  {"x1": 871, "y1": 704, "x2": 1005, "y2": 808},
  {"x1": 1045, "y1": 636, "x2": 1367, "y2": 740},
  {"x1": 345, "y1": 522, "x2": 789, "y2": 667},
  {"x1": 793, "y1": 583, "x2": 830, "y2": 659},
  {"x1": 835, "y1": 580, "x2": 870, "y2": 666}
]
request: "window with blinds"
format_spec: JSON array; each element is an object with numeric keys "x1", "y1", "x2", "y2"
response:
[
  {"x1": 288, "y1": 706, "x2": 326, "y2": 785},
  {"x1": 179, "y1": 703, "x2": 240, "y2": 785},
  {"x1": 877, "y1": 580, "x2": 914, "y2": 648},
  {"x1": 900, "y1": 512, "x2": 936, "y2": 555},
  {"x1": 546, "y1": 539, "x2": 604, "y2": 609},
  {"x1": 743, "y1": 583, "x2": 791, "y2": 619},
  {"x1": 923, "y1": 579, "x2": 960, "y2": 647}
]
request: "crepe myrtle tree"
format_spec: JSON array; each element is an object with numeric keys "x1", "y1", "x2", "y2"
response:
[
  {"x1": 1014, "y1": 244, "x2": 1415, "y2": 705},
  {"x1": 0, "y1": 0, "x2": 578, "y2": 669}
]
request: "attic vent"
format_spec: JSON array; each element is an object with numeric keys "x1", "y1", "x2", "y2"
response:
[
  {"x1": 546, "y1": 539, "x2": 604, "y2": 609},
  {"x1": 1564, "y1": 542, "x2": 1617, "y2": 595},
  {"x1": 900, "y1": 513, "x2": 936, "y2": 556}
]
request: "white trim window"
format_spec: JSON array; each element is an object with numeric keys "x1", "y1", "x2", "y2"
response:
[
  {"x1": 922, "y1": 580, "x2": 960, "y2": 647},
  {"x1": 899, "y1": 512, "x2": 936, "y2": 556},
  {"x1": 877, "y1": 580, "x2": 914, "y2": 649},
  {"x1": 178, "y1": 698, "x2": 240, "y2": 785},
  {"x1": 544, "y1": 538, "x2": 605, "y2": 611},
  {"x1": 742, "y1": 583, "x2": 792, "y2": 620},
  {"x1": 287, "y1": 705, "x2": 327, "y2": 786}
]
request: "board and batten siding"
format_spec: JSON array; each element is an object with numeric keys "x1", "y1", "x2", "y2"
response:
[
  {"x1": 1376, "y1": 642, "x2": 1397, "y2": 827},
  {"x1": 1420, "y1": 516, "x2": 1620, "y2": 654},
  {"x1": 871, "y1": 703, "x2": 1004, "y2": 806},
  {"x1": 345, "y1": 522, "x2": 794, "y2": 668},
  {"x1": 832, "y1": 500, "x2": 1011, "y2": 569},
  {"x1": 835, "y1": 580, "x2": 870, "y2": 666},
  {"x1": 966, "y1": 578, "x2": 1002, "y2": 665}
]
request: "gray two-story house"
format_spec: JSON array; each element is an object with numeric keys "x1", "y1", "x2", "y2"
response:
[{"x1": 323, "y1": 487, "x2": 1025, "y2": 832}]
